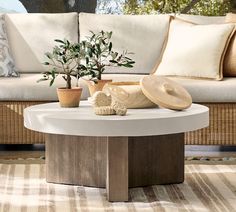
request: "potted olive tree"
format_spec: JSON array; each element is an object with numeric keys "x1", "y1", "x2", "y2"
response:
[
  {"x1": 38, "y1": 39, "x2": 88, "y2": 107},
  {"x1": 83, "y1": 31, "x2": 135, "y2": 96}
]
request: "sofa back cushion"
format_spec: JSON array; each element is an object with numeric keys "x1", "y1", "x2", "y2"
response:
[
  {"x1": 5, "y1": 13, "x2": 78, "y2": 73},
  {"x1": 176, "y1": 14, "x2": 225, "y2": 24},
  {"x1": 79, "y1": 13, "x2": 170, "y2": 74}
]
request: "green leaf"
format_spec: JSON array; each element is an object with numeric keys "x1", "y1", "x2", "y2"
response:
[
  {"x1": 109, "y1": 60, "x2": 118, "y2": 63},
  {"x1": 49, "y1": 79, "x2": 55, "y2": 87},
  {"x1": 96, "y1": 44, "x2": 101, "y2": 54},
  {"x1": 86, "y1": 57, "x2": 89, "y2": 64},
  {"x1": 45, "y1": 53, "x2": 52, "y2": 59},
  {"x1": 90, "y1": 34, "x2": 95, "y2": 42},
  {"x1": 108, "y1": 31, "x2": 113, "y2": 39},
  {"x1": 128, "y1": 61, "x2": 135, "y2": 64},
  {"x1": 54, "y1": 39, "x2": 65, "y2": 44},
  {"x1": 51, "y1": 70, "x2": 55, "y2": 78},
  {"x1": 62, "y1": 75, "x2": 67, "y2": 82},
  {"x1": 36, "y1": 78, "x2": 48, "y2": 83},
  {"x1": 124, "y1": 56, "x2": 132, "y2": 60},
  {"x1": 111, "y1": 52, "x2": 118, "y2": 59},
  {"x1": 122, "y1": 63, "x2": 133, "y2": 68},
  {"x1": 109, "y1": 42, "x2": 112, "y2": 51},
  {"x1": 62, "y1": 56, "x2": 67, "y2": 63},
  {"x1": 82, "y1": 41, "x2": 86, "y2": 47}
]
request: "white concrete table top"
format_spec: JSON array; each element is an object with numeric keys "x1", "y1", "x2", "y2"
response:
[{"x1": 24, "y1": 101, "x2": 209, "y2": 137}]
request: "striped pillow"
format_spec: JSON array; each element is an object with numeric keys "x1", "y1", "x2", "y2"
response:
[{"x1": 0, "y1": 15, "x2": 18, "y2": 77}]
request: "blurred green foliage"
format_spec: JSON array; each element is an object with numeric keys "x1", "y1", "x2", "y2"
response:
[{"x1": 123, "y1": 0, "x2": 231, "y2": 16}]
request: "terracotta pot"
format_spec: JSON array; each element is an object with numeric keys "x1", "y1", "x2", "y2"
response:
[
  {"x1": 87, "y1": 79, "x2": 112, "y2": 96},
  {"x1": 103, "y1": 82, "x2": 156, "y2": 109},
  {"x1": 57, "y1": 87, "x2": 82, "y2": 108}
]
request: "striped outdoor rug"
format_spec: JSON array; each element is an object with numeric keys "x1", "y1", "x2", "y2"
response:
[{"x1": 0, "y1": 163, "x2": 236, "y2": 212}]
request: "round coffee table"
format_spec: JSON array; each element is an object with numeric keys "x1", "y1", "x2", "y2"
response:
[{"x1": 24, "y1": 101, "x2": 209, "y2": 202}]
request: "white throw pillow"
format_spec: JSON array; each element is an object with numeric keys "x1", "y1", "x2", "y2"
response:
[
  {"x1": 5, "y1": 13, "x2": 78, "y2": 73},
  {"x1": 0, "y1": 15, "x2": 18, "y2": 77},
  {"x1": 154, "y1": 18, "x2": 234, "y2": 80}
]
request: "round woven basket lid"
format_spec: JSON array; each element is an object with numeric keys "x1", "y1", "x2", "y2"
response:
[{"x1": 140, "y1": 75, "x2": 192, "y2": 110}]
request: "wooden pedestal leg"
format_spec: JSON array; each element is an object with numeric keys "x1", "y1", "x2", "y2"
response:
[
  {"x1": 45, "y1": 134, "x2": 107, "y2": 187},
  {"x1": 128, "y1": 133, "x2": 185, "y2": 187},
  {"x1": 106, "y1": 137, "x2": 128, "y2": 202},
  {"x1": 46, "y1": 133, "x2": 184, "y2": 202}
]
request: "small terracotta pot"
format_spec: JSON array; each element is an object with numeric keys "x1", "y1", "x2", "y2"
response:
[
  {"x1": 57, "y1": 87, "x2": 82, "y2": 108},
  {"x1": 86, "y1": 79, "x2": 112, "y2": 96}
]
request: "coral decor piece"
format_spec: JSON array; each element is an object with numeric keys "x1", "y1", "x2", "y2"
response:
[
  {"x1": 91, "y1": 91, "x2": 112, "y2": 107},
  {"x1": 91, "y1": 91, "x2": 127, "y2": 116},
  {"x1": 94, "y1": 106, "x2": 116, "y2": 116},
  {"x1": 111, "y1": 101, "x2": 127, "y2": 116}
]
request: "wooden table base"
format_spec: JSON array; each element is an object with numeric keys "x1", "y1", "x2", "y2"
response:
[{"x1": 46, "y1": 133, "x2": 184, "y2": 202}]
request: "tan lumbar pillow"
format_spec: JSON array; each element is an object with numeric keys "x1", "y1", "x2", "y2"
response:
[
  {"x1": 154, "y1": 18, "x2": 234, "y2": 80},
  {"x1": 224, "y1": 13, "x2": 236, "y2": 76}
]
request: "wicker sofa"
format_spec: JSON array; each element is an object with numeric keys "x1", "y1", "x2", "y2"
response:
[{"x1": 0, "y1": 12, "x2": 235, "y2": 145}]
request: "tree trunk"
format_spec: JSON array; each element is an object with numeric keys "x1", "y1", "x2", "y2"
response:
[
  {"x1": 230, "y1": 0, "x2": 236, "y2": 13},
  {"x1": 19, "y1": 0, "x2": 97, "y2": 13},
  {"x1": 66, "y1": 74, "x2": 72, "y2": 89},
  {"x1": 181, "y1": 0, "x2": 201, "y2": 14}
]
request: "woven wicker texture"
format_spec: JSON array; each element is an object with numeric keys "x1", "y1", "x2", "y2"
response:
[
  {"x1": 0, "y1": 102, "x2": 235, "y2": 145},
  {"x1": 0, "y1": 102, "x2": 46, "y2": 144},
  {"x1": 185, "y1": 103, "x2": 236, "y2": 145}
]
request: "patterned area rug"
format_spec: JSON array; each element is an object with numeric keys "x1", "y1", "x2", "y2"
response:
[{"x1": 0, "y1": 161, "x2": 236, "y2": 212}]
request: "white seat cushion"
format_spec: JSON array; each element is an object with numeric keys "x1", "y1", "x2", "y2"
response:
[
  {"x1": 0, "y1": 74, "x2": 146, "y2": 101},
  {"x1": 169, "y1": 77, "x2": 236, "y2": 102},
  {"x1": 1, "y1": 74, "x2": 236, "y2": 102}
]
